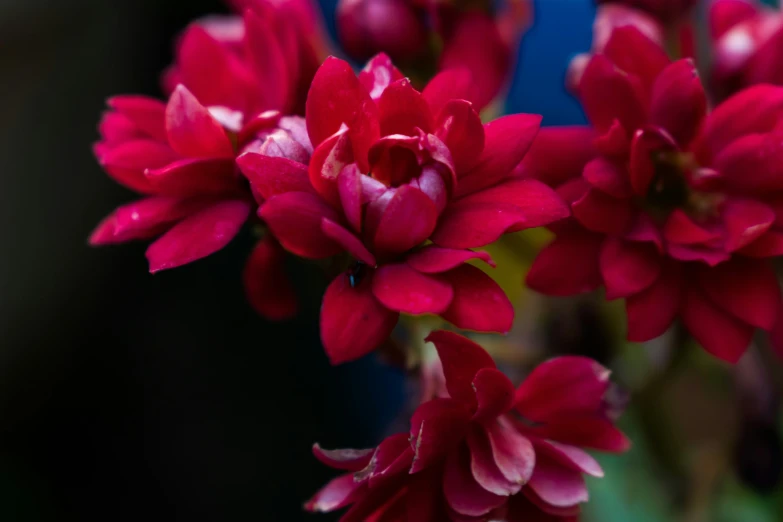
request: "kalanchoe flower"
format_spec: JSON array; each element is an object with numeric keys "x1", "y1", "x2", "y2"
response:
[
  {"x1": 523, "y1": 26, "x2": 783, "y2": 363},
  {"x1": 163, "y1": 5, "x2": 327, "y2": 115},
  {"x1": 306, "y1": 331, "x2": 628, "y2": 520},
  {"x1": 239, "y1": 54, "x2": 569, "y2": 363},
  {"x1": 596, "y1": 0, "x2": 696, "y2": 23},
  {"x1": 710, "y1": 0, "x2": 783, "y2": 98}
]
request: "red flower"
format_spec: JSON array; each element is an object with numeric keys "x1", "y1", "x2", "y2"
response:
[
  {"x1": 523, "y1": 26, "x2": 783, "y2": 363},
  {"x1": 162, "y1": 6, "x2": 327, "y2": 116},
  {"x1": 710, "y1": 0, "x2": 783, "y2": 98},
  {"x1": 596, "y1": 0, "x2": 696, "y2": 22},
  {"x1": 240, "y1": 54, "x2": 569, "y2": 363},
  {"x1": 306, "y1": 331, "x2": 628, "y2": 520}
]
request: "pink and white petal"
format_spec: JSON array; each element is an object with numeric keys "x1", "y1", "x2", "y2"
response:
[
  {"x1": 471, "y1": 368, "x2": 516, "y2": 421},
  {"x1": 466, "y1": 425, "x2": 522, "y2": 496},
  {"x1": 439, "y1": 265, "x2": 514, "y2": 334},
  {"x1": 407, "y1": 247, "x2": 495, "y2": 274},
  {"x1": 516, "y1": 126, "x2": 596, "y2": 187},
  {"x1": 320, "y1": 271, "x2": 400, "y2": 364},
  {"x1": 681, "y1": 284, "x2": 754, "y2": 363},
  {"x1": 305, "y1": 56, "x2": 379, "y2": 171},
  {"x1": 312, "y1": 444, "x2": 374, "y2": 472},
  {"x1": 599, "y1": 237, "x2": 662, "y2": 300},
  {"x1": 571, "y1": 188, "x2": 634, "y2": 236},
  {"x1": 165, "y1": 85, "x2": 234, "y2": 159},
  {"x1": 358, "y1": 53, "x2": 404, "y2": 101},
  {"x1": 697, "y1": 258, "x2": 781, "y2": 330},
  {"x1": 365, "y1": 433, "x2": 415, "y2": 486},
  {"x1": 425, "y1": 330, "x2": 496, "y2": 405},
  {"x1": 533, "y1": 439, "x2": 603, "y2": 478},
  {"x1": 514, "y1": 356, "x2": 610, "y2": 423},
  {"x1": 378, "y1": 78, "x2": 434, "y2": 136},
  {"x1": 322, "y1": 218, "x2": 376, "y2": 266},
  {"x1": 371, "y1": 263, "x2": 453, "y2": 315},
  {"x1": 722, "y1": 198, "x2": 776, "y2": 252},
  {"x1": 526, "y1": 456, "x2": 588, "y2": 510},
  {"x1": 485, "y1": 417, "x2": 536, "y2": 486},
  {"x1": 145, "y1": 157, "x2": 240, "y2": 197},
  {"x1": 454, "y1": 114, "x2": 542, "y2": 197},
  {"x1": 373, "y1": 185, "x2": 438, "y2": 255},
  {"x1": 526, "y1": 232, "x2": 604, "y2": 296},
  {"x1": 422, "y1": 68, "x2": 479, "y2": 119},
  {"x1": 626, "y1": 260, "x2": 683, "y2": 342},
  {"x1": 243, "y1": 237, "x2": 298, "y2": 321},
  {"x1": 304, "y1": 474, "x2": 364, "y2": 513},
  {"x1": 146, "y1": 199, "x2": 250, "y2": 272},
  {"x1": 308, "y1": 129, "x2": 354, "y2": 207},
  {"x1": 443, "y1": 445, "x2": 507, "y2": 517},
  {"x1": 649, "y1": 59, "x2": 707, "y2": 147},
  {"x1": 435, "y1": 100, "x2": 485, "y2": 174},
  {"x1": 259, "y1": 192, "x2": 343, "y2": 259},
  {"x1": 409, "y1": 398, "x2": 472, "y2": 473},
  {"x1": 236, "y1": 153, "x2": 313, "y2": 202},
  {"x1": 583, "y1": 157, "x2": 632, "y2": 198}
]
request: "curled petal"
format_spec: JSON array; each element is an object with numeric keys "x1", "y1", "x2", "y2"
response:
[
  {"x1": 629, "y1": 126, "x2": 677, "y2": 195},
  {"x1": 236, "y1": 153, "x2": 313, "y2": 202},
  {"x1": 649, "y1": 59, "x2": 707, "y2": 146},
  {"x1": 443, "y1": 445, "x2": 506, "y2": 517},
  {"x1": 320, "y1": 271, "x2": 399, "y2": 364},
  {"x1": 305, "y1": 474, "x2": 363, "y2": 513},
  {"x1": 527, "y1": 455, "x2": 588, "y2": 510},
  {"x1": 467, "y1": 425, "x2": 522, "y2": 496},
  {"x1": 312, "y1": 444, "x2": 373, "y2": 471},
  {"x1": 259, "y1": 192, "x2": 343, "y2": 259},
  {"x1": 165, "y1": 85, "x2": 234, "y2": 159},
  {"x1": 378, "y1": 78, "x2": 434, "y2": 136},
  {"x1": 440, "y1": 264, "x2": 514, "y2": 334},
  {"x1": 534, "y1": 439, "x2": 603, "y2": 478},
  {"x1": 146, "y1": 200, "x2": 250, "y2": 272},
  {"x1": 308, "y1": 129, "x2": 354, "y2": 206},
  {"x1": 98, "y1": 139, "x2": 179, "y2": 193},
  {"x1": 485, "y1": 417, "x2": 535, "y2": 486},
  {"x1": 425, "y1": 330, "x2": 496, "y2": 405},
  {"x1": 371, "y1": 263, "x2": 453, "y2": 314}
]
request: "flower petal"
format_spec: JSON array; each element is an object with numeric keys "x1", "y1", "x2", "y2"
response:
[
  {"x1": 434, "y1": 100, "x2": 485, "y2": 174},
  {"x1": 472, "y1": 368, "x2": 515, "y2": 421},
  {"x1": 514, "y1": 356, "x2": 610, "y2": 423},
  {"x1": 663, "y1": 209, "x2": 721, "y2": 245},
  {"x1": 714, "y1": 132, "x2": 783, "y2": 194},
  {"x1": 518, "y1": 126, "x2": 596, "y2": 187},
  {"x1": 649, "y1": 59, "x2": 707, "y2": 146},
  {"x1": 373, "y1": 185, "x2": 438, "y2": 255},
  {"x1": 443, "y1": 445, "x2": 507, "y2": 517},
  {"x1": 89, "y1": 197, "x2": 206, "y2": 245},
  {"x1": 146, "y1": 200, "x2": 250, "y2": 272},
  {"x1": 304, "y1": 474, "x2": 364, "y2": 513},
  {"x1": 697, "y1": 258, "x2": 781, "y2": 330},
  {"x1": 681, "y1": 284, "x2": 754, "y2": 363},
  {"x1": 145, "y1": 157, "x2": 240, "y2": 196},
  {"x1": 407, "y1": 246, "x2": 495, "y2": 274},
  {"x1": 603, "y1": 26, "x2": 670, "y2": 91},
  {"x1": 165, "y1": 85, "x2": 234, "y2": 159},
  {"x1": 320, "y1": 271, "x2": 399, "y2": 364},
  {"x1": 527, "y1": 455, "x2": 588, "y2": 509},
  {"x1": 534, "y1": 440, "x2": 603, "y2": 478},
  {"x1": 425, "y1": 330, "x2": 496, "y2": 404},
  {"x1": 98, "y1": 139, "x2": 179, "y2": 193},
  {"x1": 440, "y1": 265, "x2": 514, "y2": 333},
  {"x1": 422, "y1": 68, "x2": 479, "y2": 118},
  {"x1": 358, "y1": 53, "x2": 404, "y2": 101},
  {"x1": 244, "y1": 10, "x2": 290, "y2": 111},
  {"x1": 466, "y1": 425, "x2": 522, "y2": 496},
  {"x1": 371, "y1": 263, "x2": 453, "y2": 314},
  {"x1": 629, "y1": 126, "x2": 677, "y2": 195},
  {"x1": 338, "y1": 163, "x2": 363, "y2": 232},
  {"x1": 626, "y1": 259, "x2": 683, "y2": 342},
  {"x1": 485, "y1": 417, "x2": 536, "y2": 486},
  {"x1": 378, "y1": 78, "x2": 433, "y2": 136},
  {"x1": 312, "y1": 444, "x2": 373, "y2": 471},
  {"x1": 108, "y1": 95, "x2": 167, "y2": 142},
  {"x1": 526, "y1": 232, "x2": 604, "y2": 296},
  {"x1": 308, "y1": 128, "x2": 354, "y2": 206},
  {"x1": 572, "y1": 187, "x2": 634, "y2": 235},
  {"x1": 243, "y1": 236, "x2": 298, "y2": 321},
  {"x1": 600, "y1": 237, "x2": 662, "y2": 300},
  {"x1": 580, "y1": 54, "x2": 646, "y2": 135},
  {"x1": 409, "y1": 398, "x2": 472, "y2": 473},
  {"x1": 722, "y1": 198, "x2": 776, "y2": 252},
  {"x1": 236, "y1": 152, "x2": 313, "y2": 202},
  {"x1": 259, "y1": 192, "x2": 343, "y2": 259},
  {"x1": 455, "y1": 114, "x2": 542, "y2": 196},
  {"x1": 321, "y1": 218, "x2": 376, "y2": 266},
  {"x1": 583, "y1": 157, "x2": 632, "y2": 198}
]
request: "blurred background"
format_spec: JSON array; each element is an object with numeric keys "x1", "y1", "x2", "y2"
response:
[{"x1": 0, "y1": 0, "x2": 781, "y2": 520}]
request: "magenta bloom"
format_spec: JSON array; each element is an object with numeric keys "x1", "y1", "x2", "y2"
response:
[
  {"x1": 524, "y1": 26, "x2": 783, "y2": 362},
  {"x1": 596, "y1": 0, "x2": 696, "y2": 22},
  {"x1": 239, "y1": 54, "x2": 568, "y2": 363},
  {"x1": 307, "y1": 331, "x2": 628, "y2": 520},
  {"x1": 710, "y1": 0, "x2": 783, "y2": 97}
]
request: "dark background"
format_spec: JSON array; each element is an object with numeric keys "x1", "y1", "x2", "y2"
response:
[{"x1": 0, "y1": 0, "x2": 593, "y2": 520}]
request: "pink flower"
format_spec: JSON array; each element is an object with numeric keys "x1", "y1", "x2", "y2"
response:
[
  {"x1": 306, "y1": 331, "x2": 628, "y2": 520},
  {"x1": 523, "y1": 26, "x2": 783, "y2": 363},
  {"x1": 240, "y1": 54, "x2": 569, "y2": 363},
  {"x1": 163, "y1": 4, "x2": 327, "y2": 115},
  {"x1": 710, "y1": 0, "x2": 783, "y2": 98}
]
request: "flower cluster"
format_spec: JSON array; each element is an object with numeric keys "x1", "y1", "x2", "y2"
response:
[
  {"x1": 239, "y1": 53, "x2": 568, "y2": 363},
  {"x1": 307, "y1": 331, "x2": 628, "y2": 521}
]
